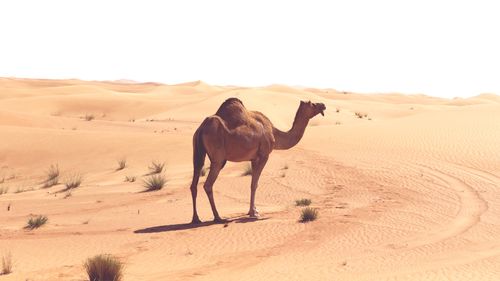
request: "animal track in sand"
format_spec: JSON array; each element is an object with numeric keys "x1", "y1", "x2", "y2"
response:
[{"x1": 387, "y1": 163, "x2": 488, "y2": 250}]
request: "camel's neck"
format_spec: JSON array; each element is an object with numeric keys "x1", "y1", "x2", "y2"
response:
[{"x1": 272, "y1": 109, "x2": 309, "y2": 150}]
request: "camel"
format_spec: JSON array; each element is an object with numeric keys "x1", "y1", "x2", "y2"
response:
[{"x1": 190, "y1": 98, "x2": 326, "y2": 224}]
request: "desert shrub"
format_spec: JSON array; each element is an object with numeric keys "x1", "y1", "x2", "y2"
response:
[
  {"x1": 116, "y1": 159, "x2": 127, "y2": 171},
  {"x1": 84, "y1": 254, "x2": 123, "y2": 281},
  {"x1": 241, "y1": 163, "x2": 252, "y2": 176},
  {"x1": 300, "y1": 207, "x2": 318, "y2": 222},
  {"x1": 26, "y1": 215, "x2": 48, "y2": 229},
  {"x1": 295, "y1": 198, "x2": 312, "y2": 206},
  {"x1": 65, "y1": 174, "x2": 82, "y2": 190},
  {"x1": 148, "y1": 161, "x2": 164, "y2": 174},
  {"x1": 143, "y1": 174, "x2": 166, "y2": 191},
  {"x1": 1, "y1": 252, "x2": 12, "y2": 275}
]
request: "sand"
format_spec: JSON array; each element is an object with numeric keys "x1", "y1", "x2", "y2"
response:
[{"x1": 0, "y1": 77, "x2": 499, "y2": 280}]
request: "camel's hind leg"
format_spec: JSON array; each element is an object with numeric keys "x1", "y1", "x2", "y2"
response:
[
  {"x1": 204, "y1": 162, "x2": 225, "y2": 223},
  {"x1": 190, "y1": 168, "x2": 202, "y2": 224},
  {"x1": 248, "y1": 155, "x2": 269, "y2": 217}
]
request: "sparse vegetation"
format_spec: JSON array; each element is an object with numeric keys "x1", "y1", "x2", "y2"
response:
[
  {"x1": 148, "y1": 161, "x2": 165, "y2": 174},
  {"x1": 143, "y1": 174, "x2": 166, "y2": 191},
  {"x1": 26, "y1": 215, "x2": 48, "y2": 229},
  {"x1": 295, "y1": 198, "x2": 312, "y2": 206},
  {"x1": 116, "y1": 158, "x2": 127, "y2": 171},
  {"x1": 84, "y1": 114, "x2": 95, "y2": 121},
  {"x1": 43, "y1": 164, "x2": 59, "y2": 188},
  {"x1": 84, "y1": 254, "x2": 123, "y2": 281},
  {"x1": 0, "y1": 186, "x2": 8, "y2": 195},
  {"x1": 336, "y1": 108, "x2": 340, "y2": 113},
  {"x1": 241, "y1": 163, "x2": 252, "y2": 176},
  {"x1": 283, "y1": 164, "x2": 289, "y2": 170},
  {"x1": 355, "y1": 112, "x2": 366, "y2": 119},
  {"x1": 1, "y1": 252, "x2": 12, "y2": 275},
  {"x1": 124, "y1": 176, "x2": 136, "y2": 182},
  {"x1": 64, "y1": 174, "x2": 83, "y2": 190},
  {"x1": 63, "y1": 191, "x2": 72, "y2": 199},
  {"x1": 300, "y1": 207, "x2": 318, "y2": 222}
]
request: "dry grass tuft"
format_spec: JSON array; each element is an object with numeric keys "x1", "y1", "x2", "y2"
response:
[
  {"x1": 148, "y1": 161, "x2": 165, "y2": 174},
  {"x1": 64, "y1": 174, "x2": 83, "y2": 190},
  {"x1": 63, "y1": 191, "x2": 72, "y2": 199},
  {"x1": 124, "y1": 176, "x2": 136, "y2": 182},
  {"x1": 84, "y1": 114, "x2": 95, "y2": 121},
  {"x1": 26, "y1": 215, "x2": 48, "y2": 229},
  {"x1": 295, "y1": 198, "x2": 312, "y2": 206},
  {"x1": 143, "y1": 174, "x2": 166, "y2": 191},
  {"x1": 84, "y1": 254, "x2": 123, "y2": 281},
  {"x1": 116, "y1": 158, "x2": 127, "y2": 171},
  {"x1": 299, "y1": 207, "x2": 318, "y2": 222},
  {"x1": 1, "y1": 252, "x2": 12, "y2": 275},
  {"x1": 43, "y1": 164, "x2": 59, "y2": 188}
]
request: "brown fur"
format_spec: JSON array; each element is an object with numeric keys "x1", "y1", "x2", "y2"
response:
[{"x1": 190, "y1": 98, "x2": 326, "y2": 223}]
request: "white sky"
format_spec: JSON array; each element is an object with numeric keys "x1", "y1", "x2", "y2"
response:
[{"x1": 1, "y1": 0, "x2": 499, "y2": 98}]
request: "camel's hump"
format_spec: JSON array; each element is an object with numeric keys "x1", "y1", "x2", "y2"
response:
[
  {"x1": 215, "y1": 98, "x2": 247, "y2": 128},
  {"x1": 219, "y1": 98, "x2": 244, "y2": 108}
]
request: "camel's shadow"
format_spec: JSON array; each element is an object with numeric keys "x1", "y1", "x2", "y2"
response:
[{"x1": 134, "y1": 216, "x2": 269, "y2": 234}]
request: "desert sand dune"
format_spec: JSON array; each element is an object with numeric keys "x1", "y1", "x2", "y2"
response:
[{"x1": 0, "y1": 78, "x2": 499, "y2": 280}]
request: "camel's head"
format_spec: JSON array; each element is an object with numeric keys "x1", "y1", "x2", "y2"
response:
[{"x1": 299, "y1": 100, "x2": 326, "y2": 118}]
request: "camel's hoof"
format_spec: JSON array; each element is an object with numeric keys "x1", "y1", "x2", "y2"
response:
[
  {"x1": 213, "y1": 217, "x2": 228, "y2": 224},
  {"x1": 191, "y1": 217, "x2": 202, "y2": 224},
  {"x1": 248, "y1": 210, "x2": 260, "y2": 218}
]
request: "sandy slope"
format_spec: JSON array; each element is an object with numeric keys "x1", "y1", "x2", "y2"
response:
[{"x1": 0, "y1": 78, "x2": 499, "y2": 281}]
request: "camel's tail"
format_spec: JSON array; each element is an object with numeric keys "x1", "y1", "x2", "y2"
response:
[{"x1": 192, "y1": 123, "x2": 207, "y2": 173}]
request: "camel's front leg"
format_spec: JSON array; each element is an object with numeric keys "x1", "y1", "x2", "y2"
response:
[
  {"x1": 204, "y1": 162, "x2": 225, "y2": 223},
  {"x1": 248, "y1": 155, "x2": 269, "y2": 217}
]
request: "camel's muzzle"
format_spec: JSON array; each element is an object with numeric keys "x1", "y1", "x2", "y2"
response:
[{"x1": 317, "y1": 103, "x2": 326, "y2": 116}]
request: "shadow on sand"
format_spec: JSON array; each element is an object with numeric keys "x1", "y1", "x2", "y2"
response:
[{"x1": 134, "y1": 216, "x2": 269, "y2": 234}]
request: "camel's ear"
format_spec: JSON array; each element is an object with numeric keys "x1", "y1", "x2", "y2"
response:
[{"x1": 300, "y1": 101, "x2": 305, "y2": 105}]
